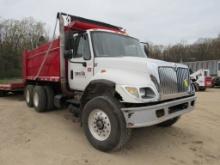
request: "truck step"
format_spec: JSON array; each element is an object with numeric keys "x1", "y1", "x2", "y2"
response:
[{"x1": 66, "y1": 99, "x2": 80, "y2": 106}]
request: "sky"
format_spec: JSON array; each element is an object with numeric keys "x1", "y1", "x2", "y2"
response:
[{"x1": 0, "y1": 0, "x2": 220, "y2": 45}]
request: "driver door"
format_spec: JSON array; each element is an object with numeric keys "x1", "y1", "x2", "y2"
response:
[{"x1": 68, "y1": 33, "x2": 93, "y2": 91}]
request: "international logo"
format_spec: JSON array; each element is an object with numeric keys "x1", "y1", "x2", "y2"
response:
[{"x1": 183, "y1": 79, "x2": 189, "y2": 88}]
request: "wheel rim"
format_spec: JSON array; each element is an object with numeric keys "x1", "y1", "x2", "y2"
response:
[
  {"x1": 26, "y1": 90, "x2": 30, "y2": 103},
  {"x1": 33, "y1": 92, "x2": 39, "y2": 107},
  {"x1": 88, "y1": 109, "x2": 111, "y2": 141}
]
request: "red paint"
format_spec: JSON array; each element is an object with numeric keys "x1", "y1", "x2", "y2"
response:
[
  {"x1": 205, "y1": 76, "x2": 212, "y2": 87},
  {"x1": 0, "y1": 82, "x2": 24, "y2": 91},
  {"x1": 100, "y1": 69, "x2": 106, "y2": 73},
  {"x1": 87, "y1": 67, "x2": 92, "y2": 72},
  {"x1": 65, "y1": 20, "x2": 125, "y2": 34},
  {"x1": 23, "y1": 39, "x2": 61, "y2": 82}
]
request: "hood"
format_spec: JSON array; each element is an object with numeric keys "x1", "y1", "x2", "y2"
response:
[
  {"x1": 95, "y1": 57, "x2": 188, "y2": 75},
  {"x1": 147, "y1": 58, "x2": 188, "y2": 68},
  {"x1": 94, "y1": 56, "x2": 152, "y2": 86},
  {"x1": 95, "y1": 56, "x2": 149, "y2": 74},
  {"x1": 94, "y1": 56, "x2": 189, "y2": 86}
]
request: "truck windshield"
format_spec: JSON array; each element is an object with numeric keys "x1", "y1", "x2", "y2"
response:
[{"x1": 91, "y1": 31, "x2": 146, "y2": 58}]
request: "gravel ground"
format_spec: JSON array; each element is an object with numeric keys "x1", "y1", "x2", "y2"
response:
[{"x1": 0, "y1": 88, "x2": 220, "y2": 165}]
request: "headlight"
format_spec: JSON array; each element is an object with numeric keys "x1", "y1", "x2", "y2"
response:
[{"x1": 125, "y1": 87, "x2": 139, "y2": 98}]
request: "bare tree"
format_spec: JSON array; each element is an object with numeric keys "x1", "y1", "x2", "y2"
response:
[
  {"x1": 0, "y1": 17, "x2": 49, "y2": 79},
  {"x1": 149, "y1": 35, "x2": 220, "y2": 63}
]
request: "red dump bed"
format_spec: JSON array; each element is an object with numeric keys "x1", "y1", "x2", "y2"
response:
[
  {"x1": 0, "y1": 40, "x2": 60, "y2": 92},
  {"x1": 23, "y1": 39, "x2": 61, "y2": 82}
]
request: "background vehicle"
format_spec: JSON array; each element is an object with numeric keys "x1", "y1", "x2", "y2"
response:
[
  {"x1": 190, "y1": 69, "x2": 212, "y2": 91},
  {"x1": 212, "y1": 77, "x2": 220, "y2": 87},
  {"x1": 0, "y1": 79, "x2": 24, "y2": 97},
  {"x1": 0, "y1": 12, "x2": 196, "y2": 151}
]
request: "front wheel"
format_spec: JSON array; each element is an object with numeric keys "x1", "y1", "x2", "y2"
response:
[
  {"x1": 193, "y1": 83, "x2": 199, "y2": 91},
  {"x1": 82, "y1": 96, "x2": 131, "y2": 152}
]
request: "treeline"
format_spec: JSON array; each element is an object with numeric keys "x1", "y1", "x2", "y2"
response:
[
  {"x1": 0, "y1": 17, "x2": 48, "y2": 79},
  {"x1": 148, "y1": 35, "x2": 220, "y2": 62}
]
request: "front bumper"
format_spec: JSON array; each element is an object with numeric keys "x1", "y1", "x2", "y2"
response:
[{"x1": 121, "y1": 95, "x2": 196, "y2": 128}]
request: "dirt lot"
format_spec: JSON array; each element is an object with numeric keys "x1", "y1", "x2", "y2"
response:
[{"x1": 0, "y1": 89, "x2": 220, "y2": 165}]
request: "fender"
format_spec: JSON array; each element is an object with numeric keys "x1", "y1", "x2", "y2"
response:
[{"x1": 80, "y1": 79, "x2": 117, "y2": 109}]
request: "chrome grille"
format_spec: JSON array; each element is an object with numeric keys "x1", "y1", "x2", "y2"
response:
[{"x1": 158, "y1": 67, "x2": 189, "y2": 98}]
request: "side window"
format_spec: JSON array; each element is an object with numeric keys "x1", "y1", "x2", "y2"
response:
[
  {"x1": 73, "y1": 34, "x2": 91, "y2": 60},
  {"x1": 218, "y1": 63, "x2": 220, "y2": 71}
]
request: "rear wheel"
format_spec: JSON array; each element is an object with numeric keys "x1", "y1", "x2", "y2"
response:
[
  {"x1": 0, "y1": 91, "x2": 6, "y2": 97},
  {"x1": 82, "y1": 95, "x2": 131, "y2": 152},
  {"x1": 157, "y1": 117, "x2": 180, "y2": 127},
  {"x1": 44, "y1": 86, "x2": 55, "y2": 110},
  {"x1": 25, "y1": 85, "x2": 34, "y2": 107},
  {"x1": 33, "y1": 86, "x2": 47, "y2": 112}
]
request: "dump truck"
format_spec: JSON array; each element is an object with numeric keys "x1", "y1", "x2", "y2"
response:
[{"x1": 0, "y1": 12, "x2": 196, "y2": 151}]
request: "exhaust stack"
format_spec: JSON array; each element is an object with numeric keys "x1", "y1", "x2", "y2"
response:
[{"x1": 57, "y1": 13, "x2": 74, "y2": 96}]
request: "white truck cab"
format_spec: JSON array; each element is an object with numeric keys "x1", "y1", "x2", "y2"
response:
[
  {"x1": 67, "y1": 28, "x2": 195, "y2": 103},
  {"x1": 64, "y1": 25, "x2": 196, "y2": 150}
]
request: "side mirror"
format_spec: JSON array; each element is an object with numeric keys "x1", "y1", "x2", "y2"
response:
[
  {"x1": 64, "y1": 49, "x2": 73, "y2": 59},
  {"x1": 141, "y1": 42, "x2": 150, "y2": 56},
  {"x1": 144, "y1": 44, "x2": 149, "y2": 56}
]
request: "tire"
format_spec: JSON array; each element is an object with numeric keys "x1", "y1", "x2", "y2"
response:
[
  {"x1": 199, "y1": 86, "x2": 206, "y2": 91},
  {"x1": 82, "y1": 95, "x2": 131, "y2": 152},
  {"x1": 33, "y1": 86, "x2": 47, "y2": 112},
  {"x1": 0, "y1": 91, "x2": 5, "y2": 97},
  {"x1": 157, "y1": 117, "x2": 180, "y2": 127},
  {"x1": 193, "y1": 83, "x2": 199, "y2": 91},
  {"x1": 24, "y1": 85, "x2": 34, "y2": 107},
  {"x1": 44, "y1": 86, "x2": 55, "y2": 110}
]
